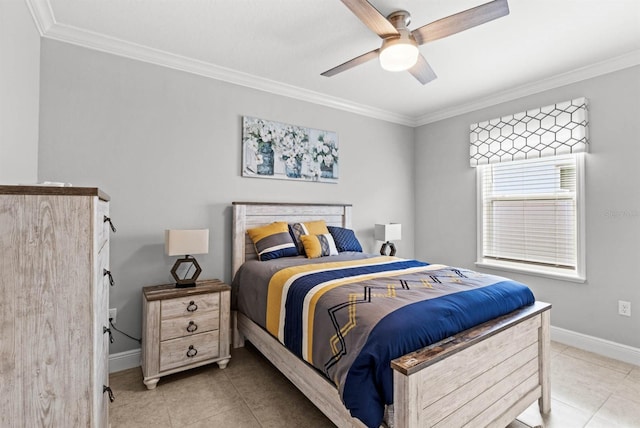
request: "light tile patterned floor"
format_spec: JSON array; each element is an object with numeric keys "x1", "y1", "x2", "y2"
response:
[
  {"x1": 515, "y1": 342, "x2": 640, "y2": 428},
  {"x1": 109, "y1": 341, "x2": 640, "y2": 427}
]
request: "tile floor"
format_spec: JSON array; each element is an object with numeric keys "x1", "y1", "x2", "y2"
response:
[{"x1": 109, "y1": 341, "x2": 640, "y2": 427}]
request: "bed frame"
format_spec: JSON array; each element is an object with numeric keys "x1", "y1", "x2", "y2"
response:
[{"x1": 231, "y1": 202, "x2": 551, "y2": 428}]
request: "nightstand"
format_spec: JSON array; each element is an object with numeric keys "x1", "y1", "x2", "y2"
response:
[{"x1": 141, "y1": 279, "x2": 231, "y2": 390}]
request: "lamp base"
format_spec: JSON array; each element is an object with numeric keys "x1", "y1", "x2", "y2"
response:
[
  {"x1": 175, "y1": 282, "x2": 197, "y2": 288},
  {"x1": 170, "y1": 255, "x2": 202, "y2": 288},
  {"x1": 380, "y1": 242, "x2": 396, "y2": 256}
]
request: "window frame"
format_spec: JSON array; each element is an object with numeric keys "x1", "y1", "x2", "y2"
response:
[{"x1": 475, "y1": 153, "x2": 586, "y2": 283}]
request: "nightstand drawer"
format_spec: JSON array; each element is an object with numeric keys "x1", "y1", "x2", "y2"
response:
[
  {"x1": 161, "y1": 293, "x2": 219, "y2": 319},
  {"x1": 160, "y1": 311, "x2": 219, "y2": 341},
  {"x1": 159, "y1": 330, "x2": 220, "y2": 372}
]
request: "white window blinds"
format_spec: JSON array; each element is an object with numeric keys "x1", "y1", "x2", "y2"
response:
[{"x1": 478, "y1": 154, "x2": 581, "y2": 273}]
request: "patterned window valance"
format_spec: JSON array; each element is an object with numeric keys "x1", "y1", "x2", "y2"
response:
[{"x1": 470, "y1": 97, "x2": 588, "y2": 167}]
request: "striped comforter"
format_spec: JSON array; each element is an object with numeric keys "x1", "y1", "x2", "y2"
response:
[{"x1": 232, "y1": 255, "x2": 535, "y2": 427}]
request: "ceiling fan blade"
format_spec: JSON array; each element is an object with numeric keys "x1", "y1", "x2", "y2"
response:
[
  {"x1": 340, "y1": 0, "x2": 399, "y2": 38},
  {"x1": 321, "y1": 49, "x2": 380, "y2": 77},
  {"x1": 411, "y1": 0, "x2": 509, "y2": 45},
  {"x1": 408, "y1": 54, "x2": 437, "y2": 85}
]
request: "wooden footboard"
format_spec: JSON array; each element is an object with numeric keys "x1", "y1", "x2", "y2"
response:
[
  {"x1": 234, "y1": 301, "x2": 550, "y2": 428},
  {"x1": 392, "y1": 301, "x2": 551, "y2": 428}
]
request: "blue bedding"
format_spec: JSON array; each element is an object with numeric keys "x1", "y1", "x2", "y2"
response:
[{"x1": 233, "y1": 255, "x2": 535, "y2": 427}]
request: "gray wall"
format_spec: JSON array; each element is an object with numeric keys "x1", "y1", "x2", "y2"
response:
[
  {"x1": 38, "y1": 40, "x2": 416, "y2": 354},
  {"x1": 415, "y1": 66, "x2": 640, "y2": 349},
  {"x1": 0, "y1": 0, "x2": 40, "y2": 184},
  {"x1": 24, "y1": 27, "x2": 640, "y2": 354}
]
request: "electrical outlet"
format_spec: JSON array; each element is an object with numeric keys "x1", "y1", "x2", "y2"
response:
[
  {"x1": 618, "y1": 300, "x2": 631, "y2": 317},
  {"x1": 109, "y1": 308, "x2": 117, "y2": 324}
]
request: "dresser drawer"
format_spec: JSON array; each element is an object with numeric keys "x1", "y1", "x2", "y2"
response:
[
  {"x1": 97, "y1": 246, "x2": 111, "y2": 289},
  {"x1": 161, "y1": 293, "x2": 219, "y2": 320},
  {"x1": 96, "y1": 200, "x2": 110, "y2": 253},
  {"x1": 160, "y1": 310, "x2": 219, "y2": 341},
  {"x1": 159, "y1": 330, "x2": 220, "y2": 372}
]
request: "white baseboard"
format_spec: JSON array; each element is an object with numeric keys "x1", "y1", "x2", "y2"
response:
[
  {"x1": 107, "y1": 327, "x2": 640, "y2": 374},
  {"x1": 109, "y1": 348, "x2": 141, "y2": 373},
  {"x1": 551, "y1": 326, "x2": 640, "y2": 367}
]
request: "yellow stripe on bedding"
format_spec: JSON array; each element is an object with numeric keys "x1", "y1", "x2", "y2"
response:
[
  {"x1": 304, "y1": 264, "x2": 435, "y2": 363},
  {"x1": 265, "y1": 256, "x2": 397, "y2": 338}
]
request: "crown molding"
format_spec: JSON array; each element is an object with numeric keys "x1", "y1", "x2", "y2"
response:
[
  {"x1": 30, "y1": 1, "x2": 416, "y2": 127},
  {"x1": 415, "y1": 50, "x2": 640, "y2": 126},
  {"x1": 25, "y1": 0, "x2": 55, "y2": 36},
  {"x1": 27, "y1": 0, "x2": 638, "y2": 129}
]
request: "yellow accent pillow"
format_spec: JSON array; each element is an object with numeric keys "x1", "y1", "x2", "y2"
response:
[
  {"x1": 246, "y1": 221, "x2": 297, "y2": 261},
  {"x1": 291, "y1": 220, "x2": 330, "y2": 255},
  {"x1": 300, "y1": 233, "x2": 339, "y2": 259},
  {"x1": 303, "y1": 220, "x2": 329, "y2": 235}
]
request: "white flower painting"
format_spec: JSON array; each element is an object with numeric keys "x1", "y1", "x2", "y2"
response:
[{"x1": 242, "y1": 116, "x2": 339, "y2": 183}]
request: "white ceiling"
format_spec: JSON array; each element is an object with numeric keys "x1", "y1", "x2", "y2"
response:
[{"x1": 29, "y1": 0, "x2": 640, "y2": 126}]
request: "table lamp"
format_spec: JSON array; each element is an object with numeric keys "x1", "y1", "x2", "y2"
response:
[
  {"x1": 374, "y1": 223, "x2": 401, "y2": 256},
  {"x1": 165, "y1": 229, "x2": 209, "y2": 288}
]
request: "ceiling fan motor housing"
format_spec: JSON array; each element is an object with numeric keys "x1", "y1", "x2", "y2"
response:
[
  {"x1": 379, "y1": 11, "x2": 418, "y2": 72},
  {"x1": 387, "y1": 10, "x2": 412, "y2": 29}
]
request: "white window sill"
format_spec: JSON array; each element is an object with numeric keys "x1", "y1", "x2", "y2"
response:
[{"x1": 475, "y1": 259, "x2": 586, "y2": 283}]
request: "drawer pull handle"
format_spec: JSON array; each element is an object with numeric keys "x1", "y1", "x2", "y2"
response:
[
  {"x1": 186, "y1": 345, "x2": 198, "y2": 358},
  {"x1": 103, "y1": 385, "x2": 115, "y2": 402},
  {"x1": 186, "y1": 301, "x2": 198, "y2": 312},
  {"x1": 103, "y1": 215, "x2": 117, "y2": 233},
  {"x1": 103, "y1": 326, "x2": 114, "y2": 343},
  {"x1": 186, "y1": 321, "x2": 198, "y2": 333},
  {"x1": 103, "y1": 269, "x2": 115, "y2": 286}
]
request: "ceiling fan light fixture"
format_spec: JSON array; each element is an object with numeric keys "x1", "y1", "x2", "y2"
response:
[{"x1": 379, "y1": 36, "x2": 419, "y2": 72}]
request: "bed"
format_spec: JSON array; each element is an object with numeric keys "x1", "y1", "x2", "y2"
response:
[{"x1": 231, "y1": 202, "x2": 551, "y2": 428}]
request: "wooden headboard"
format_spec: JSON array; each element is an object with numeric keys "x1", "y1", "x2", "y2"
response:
[{"x1": 232, "y1": 202, "x2": 352, "y2": 277}]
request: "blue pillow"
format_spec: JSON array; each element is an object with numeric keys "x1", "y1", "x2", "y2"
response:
[{"x1": 327, "y1": 226, "x2": 363, "y2": 253}]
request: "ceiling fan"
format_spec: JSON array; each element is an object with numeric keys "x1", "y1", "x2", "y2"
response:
[{"x1": 321, "y1": 0, "x2": 509, "y2": 84}]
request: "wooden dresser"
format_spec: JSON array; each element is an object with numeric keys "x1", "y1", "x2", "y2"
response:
[
  {"x1": 142, "y1": 279, "x2": 231, "y2": 389},
  {"x1": 0, "y1": 185, "x2": 113, "y2": 427}
]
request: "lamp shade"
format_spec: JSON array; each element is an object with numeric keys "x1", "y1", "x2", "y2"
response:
[
  {"x1": 374, "y1": 224, "x2": 402, "y2": 242},
  {"x1": 165, "y1": 229, "x2": 209, "y2": 256}
]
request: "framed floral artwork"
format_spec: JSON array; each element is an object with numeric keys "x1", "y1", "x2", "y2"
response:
[{"x1": 242, "y1": 116, "x2": 338, "y2": 183}]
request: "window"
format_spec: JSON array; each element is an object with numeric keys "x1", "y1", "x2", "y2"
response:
[{"x1": 476, "y1": 153, "x2": 585, "y2": 281}]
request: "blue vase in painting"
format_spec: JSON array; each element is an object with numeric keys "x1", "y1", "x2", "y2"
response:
[
  {"x1": 320, "y1": 162, "x2": 334, "y2": 178},
  {"x1": 257, "y1": 143, "x2": 274, "y2": 175},
  {"x1": 285, "y1": 158, "x2": 302, "y2": 178}
]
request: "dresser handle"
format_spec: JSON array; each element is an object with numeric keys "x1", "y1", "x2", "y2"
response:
[
  {"x1": 103, "y1": 385, "x2": 115, "y2": 402},
  {"x1": 103, "y1": 269, "x2": 115, "y2": 286},
  {"x1": 186, "y1": 321, "x2": 198, "y2": 333},
  {"x1": 186, "y1": 345, "x2": 198, "y2": 358},
  {"x1": 103, "y1": 326, "x2": 114, "y2": 343},
  {"x1": 186, "y1": 301, "x2": 198, "y2": 312},
  {"x1": 103, "y1": 215, "x2": 117, "y2": 233}
]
